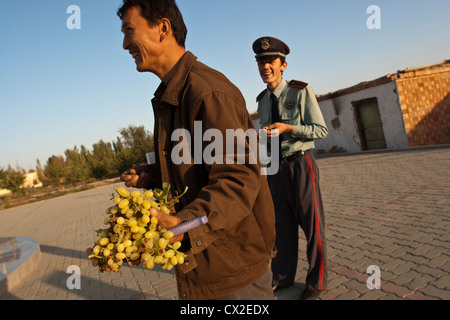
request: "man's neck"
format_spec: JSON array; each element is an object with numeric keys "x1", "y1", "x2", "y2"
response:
[
  {"x1": 268, "y1": 77, "x2": 283, "y2": 91},
  {"x1": 159, "y1": 45, "x2": 186, "y2": 83}
]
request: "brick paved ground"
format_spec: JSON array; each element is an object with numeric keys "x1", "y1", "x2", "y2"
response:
[{"x1": 1, "y1": 145, "x2": 449, "y2": 300}]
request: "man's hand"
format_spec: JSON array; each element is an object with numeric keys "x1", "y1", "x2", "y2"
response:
[
  {"x1": 120, "y1": 164, "x2": 153, "y2": 188},
  {"x1": 263, "y1": 122, "x2": 292, "y2": 137},
  {"x1": 150, "y1": 208, "x2": 184, "y2": 243}
]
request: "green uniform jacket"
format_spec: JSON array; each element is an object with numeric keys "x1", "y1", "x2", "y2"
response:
[
  {"x1": 257, "y1": 79, "x2": 328, "y2": 156},
  {"x1": 149, "y1": 51, "x2": 276, "y2": 300}
]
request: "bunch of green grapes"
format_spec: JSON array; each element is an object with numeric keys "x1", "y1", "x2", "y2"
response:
[{"x1": 86, "y1": 183, "x2": 187, "y2": 273}]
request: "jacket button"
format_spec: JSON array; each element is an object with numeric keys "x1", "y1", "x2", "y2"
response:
[
  {"x1": 184, "y1": 259, "x2": 189, "y2": 266},
  {"x1": 196, "y1": 240, "x2": 203, "y2": 247},
  {"x1": 181, "y1": 293, "x2": 187, "y2": 298}
]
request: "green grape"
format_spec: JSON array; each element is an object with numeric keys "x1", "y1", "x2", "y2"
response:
[
  {"x1": 130, "y1": 190, "x2": 142, "y2": 198},
  {"x1": 116, "y1": 243, "x2": 125, "y2": 253},
  {"x1": 98, "y1": 230, "x2": 108, "y2": 238},
  {"x1": 103, "y1": 248, "x2": 111, "y2": 257},
  {"x1": 125, "y1": 209, "x2": 135, "y2": 218},
  {"x1": 127, "y1": 218, "x2": 137, "y2": 227},
  {"x1": 143, "y1": 238, "x2": 154, "y2": 249},
  {"x1": 144, "y1": 231, "x2": 156, "y2": 239},
  {"x1": 109, "y1": 234, "x2": 119, "y2": 243},
  {"x1": 113, "y1": 224, "x2": 123, "y2": 234},
  {"x1": 138, "y1": 226, "x2": 146, "y2": 234},
  {"x1": 151, "y1": 217, "x2": 158, "y2": 225},
  {"x1": 130, "y1": 252, "x2": 140, "y2": 261},
  {"x1": 93, "y1": 245, "x2": 101, "y2": 255},
  {"x1": 118, "y1": 198, "x2": 129, "y2": 209},
  {"x1": 116, "y1": 187, "x2": 129, "y2": 198},
  {"x1": 99, "y1": 238, "x2": 109, "y2": 246},
  {"x1": 130, "y1": 226, "x2": 140, "y2": 234},
  {"x1": 141, "y1": 253, "x2": 152, "y2": 262},
  {"x1": 116, "y1": 217, "x2": 125, "y2": 225},
  {"x1": 172, "y1": 241, "x2": 182, "y2": 250},
  {"x1": 160, "y1": 205, "x2": 170, "y2": 214},
  {"x1": 176, "y1": 252, "x2": 185, "y2": 264},
  {"x1": 145, "y1": 260, "x2": 155, "y2": 270},
  {"x1": 166, "y1": 262, "x2": 174, "y2": 271},
  {"x1": 143, "y1": 190, "x2": 153, "y2": 198},
  {"x1": 142, "y1": 200, "x2": 151, "y2": 210},
  {"x1": 122, "y1": 240, "x2": 132, "y2": 248},
  {"x1": 132, "y1": 233, "x2": 143, "y2": 241},
  {"x1": 110, "y1": 206, "x2": 119, "y2": 215},
  {"x1": 150, "y1": 200, "x2": 158, "y2": 208},
  {"x1": 125, "y1": 246, "x2": 133, "y2": 254},
  {"x1": 164, "y1": 249, "x2": 175, "y2": 258},
  {"x1": 116, "y1": 252, "x2": 126, "y2": 260},
  {"x1": 111, "y1": 263, "x2": 120, "y2": 272},
  {"x1": 159, "y1": 238, "x2": 168, "y2": 249},
  {"x1": 170, "y1": 256, "x2": 178, "y2": 266},
  {"x1": 154, "y1": 255, "x2": 164, "y2": 264},
  {"x1": 163, "y1": 231, "x2": 174, "y2": 240},
  {"x1": 141, "y1": 215, "x2": 150, "y2": 224}
]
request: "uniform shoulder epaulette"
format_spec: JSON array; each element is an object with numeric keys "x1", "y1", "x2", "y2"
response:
[
  {"x1": 288, "y1": 80, "x2": 308, "y2": 89},
  {"x1": 256, "y1": 90, "x2": 267, "y2": 102}
]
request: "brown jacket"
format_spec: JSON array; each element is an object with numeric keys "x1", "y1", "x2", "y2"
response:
[{"x1": 149, "y1": 51, "x2": 275, "y2": 300}]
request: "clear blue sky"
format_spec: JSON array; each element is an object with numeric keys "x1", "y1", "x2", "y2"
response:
[{"x1": 1, "y1": 0, "x2": 449, "y2": 171}]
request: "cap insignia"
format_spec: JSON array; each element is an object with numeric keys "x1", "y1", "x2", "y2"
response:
[{"x1": 261, "y1": 38, "x2": 270, "y2": 50}]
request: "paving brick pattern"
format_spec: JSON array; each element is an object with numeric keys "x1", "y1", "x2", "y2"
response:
[{"x1": 1, "y1": 145, "x2": 449, "y2": 300}]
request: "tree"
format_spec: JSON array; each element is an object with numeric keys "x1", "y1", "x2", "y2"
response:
[
  {"x1": 65, "y1": 146, "x2": 91, "y2": 184},
  {"x1": 114, "y1": 125, "x2": 154, "y2": 173},
  {"x1": 0, "y1": 166, "x2": 26, "y2": 194},
  {"x1": 88, "y1": 140, "x2": 116, "y2": 180},
  {"x1": 45, "y1": 155, "x2": 66, "y2": 186},
  {"x1": 36, "y1": 159, "x2": 47, "y2": 186}
]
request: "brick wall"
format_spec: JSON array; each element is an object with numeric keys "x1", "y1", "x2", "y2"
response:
[{"x1": 396, "y1": 64, "x2": 450, "y2": 147}]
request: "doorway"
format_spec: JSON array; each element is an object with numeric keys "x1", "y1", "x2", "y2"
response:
[{"x1": 353, "y1": 98, "x2": 387, "y2": 151}]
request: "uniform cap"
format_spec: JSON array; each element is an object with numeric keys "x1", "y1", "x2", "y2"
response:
[{"x1": 252, "y1": 37, "x2": 290, "y2": 61}]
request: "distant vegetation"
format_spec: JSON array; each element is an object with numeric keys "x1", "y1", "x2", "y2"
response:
[{"x1": 0, "y1": 125, "x2": 154, "y2": 209}]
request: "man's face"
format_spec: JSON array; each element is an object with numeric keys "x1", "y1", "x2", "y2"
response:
[
  {"x1": 257, "y1": 57, "x2": 287, "y2": 89},
  {"x1": 121, "y1": 6, "x2": 163, "y2": 73}
]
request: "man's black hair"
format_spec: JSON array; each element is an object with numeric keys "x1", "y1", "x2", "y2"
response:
[{"x1": 117, "y1": 0, "x2": 187, "y2": 48}]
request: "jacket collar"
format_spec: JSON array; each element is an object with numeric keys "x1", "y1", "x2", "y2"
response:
[{"x1": 153, "y1": 51, "x2": 198, "y2": 106}]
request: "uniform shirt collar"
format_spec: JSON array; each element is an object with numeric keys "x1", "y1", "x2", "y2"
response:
[{"x1": 269, "y1": 78, "x2": 287, "y2": 99}]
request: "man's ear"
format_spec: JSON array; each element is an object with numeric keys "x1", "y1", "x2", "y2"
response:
[
  {"x1": 159, "y1": 18, "x2": 172, "y2": 42},
  {"x1": 281, "y1": 61, "x2": 288, "y2": 72}
]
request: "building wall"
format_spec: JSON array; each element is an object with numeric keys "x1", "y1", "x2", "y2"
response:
[
  {"x1": 396, "y1": 66, "x2": 450, "y2": 147},
  {"x1": 315, "y1": 81, "x2": 409, "y2": 154}
]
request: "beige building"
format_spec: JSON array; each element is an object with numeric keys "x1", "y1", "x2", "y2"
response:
[{"x1": 0, "y1": 171, "x2": 42, "y2": 196}]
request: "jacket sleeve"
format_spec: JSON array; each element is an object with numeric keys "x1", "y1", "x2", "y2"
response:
[
  {"x1": 290, "y1": 85, "x2": 328, "y2": 140},
  {"x1": 174, "y1": 90, "x2": 263, "y2": 256}
]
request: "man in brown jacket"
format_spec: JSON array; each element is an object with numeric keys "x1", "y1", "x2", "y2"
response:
[{"x1": 117, "y1": 0, "x2": 276, "y2": 300}]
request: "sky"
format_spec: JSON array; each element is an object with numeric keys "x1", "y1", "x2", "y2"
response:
[{"x1": 1, "y1": 0, "x2": 449, "y2": 171}]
